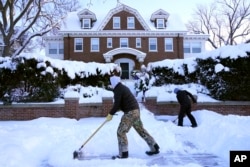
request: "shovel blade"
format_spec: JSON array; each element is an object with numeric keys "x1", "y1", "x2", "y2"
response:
[{"x1": 73, "y1": 150, "x2": 83, "y2": 159}]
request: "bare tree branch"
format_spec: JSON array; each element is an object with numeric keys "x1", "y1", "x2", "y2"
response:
[
  {"x1": 186, "y1": 0, "x2": 250, "y2": 49},
  {"x1": 0, "y1": 0, "x2": 81, "y2": 57}
]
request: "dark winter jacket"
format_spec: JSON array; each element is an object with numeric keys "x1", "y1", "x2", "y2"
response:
[
  {"x1": 109, "y1": 83, "x2": 139, "y2": 115},
  {"x1": 176, "y1": 90, "x2": 197, "y2": 107}
]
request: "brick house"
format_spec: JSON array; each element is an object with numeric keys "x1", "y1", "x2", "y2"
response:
[{"x1": 43, "y1": 2, "x2": 209, "y2": 79}]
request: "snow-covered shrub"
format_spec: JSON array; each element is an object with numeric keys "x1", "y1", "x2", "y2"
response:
[{"x1": 0, "y1": 54, "x2": 120, "y2": 103}]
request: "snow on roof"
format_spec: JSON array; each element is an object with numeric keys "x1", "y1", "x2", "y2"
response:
[{"x1": 60, "y1": 0, "x2": 187, "y2": 32}]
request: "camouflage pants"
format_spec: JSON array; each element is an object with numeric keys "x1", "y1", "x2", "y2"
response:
[{"x1": 117, "y1": 109, "x2": 157, "y2": 155}]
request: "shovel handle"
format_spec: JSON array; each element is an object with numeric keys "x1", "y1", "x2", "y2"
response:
[{"x1": 79, "y1": 119, "x2": 108, "y2": 150}]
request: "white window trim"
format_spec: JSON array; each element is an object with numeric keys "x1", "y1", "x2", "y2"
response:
[
  {"x1": 184, "y1": 42, "x2": 191, "y2": 53},
  {"x1": 107, "y1": 38, "x2": 113, "y2": 48},
  {"x1": 48, "y1": 42, "x2": 64, "y2": 55},
  {"x1": 59, "y1": 43, "x2": 64, "y2": 54},
  {"x1": 82, "y1": 19, "x2": 91, "y2": 29},
  {"x1": 149, "y1": 38, "x2": 157, "y2": 52},
  {"x1": 184, "y1": 41, "x2": 202, "y2": 53},
  {"x1": 156, "y1": 19, "x2": 165, "y2": 29},
  {"x1": 120, "y1": 38, "x2": 128, "y2": 48},
  {"x1": 48, "y1": 43, "x2": 58, "y2": 55},
  {"x1": 164, "y1": 38, "x2": 173, "y2": 52},
  {"x1": 74, "y1": 38, "x2": 83, "y2": 52},
  {"x1": 113, "y1": 17, "x2": 120, "y2": 29},
  {"x1": 136, "y1": 38, "x2": 141, "y2": 48},
  {"x1": 91, "y1": 38, "x2": 99, "y2": 52},
  {"x1": 127, "y1": 17, "x2": 135, "y2": 29},
  {"x1": 191, "y1": 42, "x2": 202, "y2": 53}
]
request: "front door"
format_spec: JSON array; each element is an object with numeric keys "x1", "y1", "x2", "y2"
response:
[{"x1": 120, "y1": 63, "x2": 129, "y2": 79}]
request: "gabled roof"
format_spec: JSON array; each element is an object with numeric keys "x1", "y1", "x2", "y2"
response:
[
  {"x1": 59, "y1": 1, "x2": 187, "y2": 33},
  {"x1": 77, "y1": 9, "x2": 96, "y2": 21},
  {"x1": 150, "y1": 9, "x2": 169, "y2": 21},
  {"x1": 97, "y1": 3, "x2": 150, "y2": 31}
]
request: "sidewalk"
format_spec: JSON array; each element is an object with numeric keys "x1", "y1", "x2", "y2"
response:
[{"x1": 147, "y1": 152, "x2": 228, "y2": 166}]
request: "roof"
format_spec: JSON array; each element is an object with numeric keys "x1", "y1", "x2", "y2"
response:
[{"x1": 60, "y1": 0, "x2": 187, "y2": 33}]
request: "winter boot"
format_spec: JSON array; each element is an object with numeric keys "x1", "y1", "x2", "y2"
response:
[
  {"x1": 146, "y1": 144, "x2": 160, "y2": 156},
  {"x1": 112, "y1": 151, "x2": 128, "y2": 159},
  {"x1": 191, "y1": 124, "x2": 198, "y2": 128}
]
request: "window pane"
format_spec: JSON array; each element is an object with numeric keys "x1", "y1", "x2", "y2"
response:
[
  {"x1": 184, "y1": 48, "x2": 191, "y2": 53},
  {"x1": 127, "y1": 17, "x2": 135, "y2": 29},
  {"x1": 120, "y1": 38, "x2": 128, "y2": 47},
  {"x1": 91, "y1": 38, "x2": 99, "y2": 51},
  {"x1": 192, "y1": 48, "x2": 201, "y2": 53},
  {"x1": 184, "y1": 42, "x2": 191, "y2": 53},
  {"x1": 107, "y1": 38, "x2": 112, "y2": 48},
  {"x1": 83, "y1": 19, "x2": 90, "y2": 29},
  {"x1": 165, "y1": 38, "x2": 173, "y2": 51},
  {"x1": 136, "y1": 38, "x2": 141, "y2": 48},
  {"x1": 75, "y1": 38, "x2": 83, "y2": 51},
  {"x1": 157, "y1": 19, "x2": 164, "y2": 29},
  {"x1": 49, "y1": 43, "x2": 57, "y2": 54},
  {"x1": 59, "y1": 43, "x2": 64, "y2": 54},
  {"x1": 192, "y1": 42, "x2": 202, "y2": 53},
  {"x1": 113, "y1": 17, "x2": 120, "y2": 29},
  {"x1": 149, "y1": 38, "x2": 157, "y2": 51}
]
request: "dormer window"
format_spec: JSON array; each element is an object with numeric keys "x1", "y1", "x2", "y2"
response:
[
  {"x1": 77, "y1": 9, "x2": 96, "y2": 29},
  {"x1": 150, "y1": 9, "x2": 169, "y2": 29},
  {"x1": 113, "y1": 17, "x2": 120, "y2": 29},
  {"x1": 156, "y1": 19, "x2": 165, "y2": 29},
  {"x1": 82, "y1": 19, "x2": 91, "y2": 29},
  {"x1": 127, "y1": 17, "x2": 135, "y2": 29}
]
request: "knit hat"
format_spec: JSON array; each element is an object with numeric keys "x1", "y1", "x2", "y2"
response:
[
  {"x1": 110, "y1": 75, "x2": 121, "y2": 88},
  {"x1": 174, "y1": 88, "x2": 180, "y2": 94}
]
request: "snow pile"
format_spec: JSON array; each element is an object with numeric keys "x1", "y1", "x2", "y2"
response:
[{"x1": 0, "y1": 106, "x2": 249, "y2": 167}]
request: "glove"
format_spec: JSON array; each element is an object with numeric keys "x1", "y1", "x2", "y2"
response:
[{"x1": 106, "y1": 114, "x2": 113, "y2": 121}]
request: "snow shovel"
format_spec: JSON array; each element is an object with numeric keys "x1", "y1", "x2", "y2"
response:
[{"x1": 73, "y1": 119, "x2": 109, "y2": 159}]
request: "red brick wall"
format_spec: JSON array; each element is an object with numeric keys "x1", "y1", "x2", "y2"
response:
[
  {"x1": 1, "y1": 97, "x2": 250, "y2": 121},
  {"x1": 144, "y1": 97, "x2": 250, "y2": 116},
  {"x1": 0, "y1": 97, "x2": 113, "y2": 121}
]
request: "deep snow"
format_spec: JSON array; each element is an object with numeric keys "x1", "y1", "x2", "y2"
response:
[{"x1": 0, "y1": 81, "x2": 249, "y2": 167}]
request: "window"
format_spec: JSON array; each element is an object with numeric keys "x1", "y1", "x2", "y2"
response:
[
  {"x1": 74, "y1": 38, "x2": 83, "y2": 52},
  {"x1": 48, "y1": 43, "x2": 57, "y2": 54},
  {"x1": 184, "y1": 42, "x2": 191, "y2": 53},
  {"x1": 82, "y1": 19, "x2": 91, "y2": 29},
  {"x1": 156, "y1": 19, "x2": 165, "y2": 29},
  {"x1": 91, "y1": 38, "x2": 99, "y2": 51},
  {"x1": 107, "y1": 38, "x2": 112, "y2": 48},
  {"x1": 184, "y1": 42, "x2": 202, "y2": 53},
  {"x1": 164, "y1": 38, "x2": 173, "y2": 51},
  {"x1": 127, "y1": 17, "x2": 135, "y2": 29},
  {"x1": 192, "y1": 42, "x2": 202, "y2": 53},
  {"x1": 113, "y1": 17, "x2": 120, "y2": 29},
  {"x1": 120, "y1": 38, "x2": 128, "y2": 47},
  {"x1": 136, "y1": 38, "x2": 141, "y2": 48},
  {"x1": 59, "y1": 43, "x2": 64, "y2": 54},
  {"x1": 149, "y1": 38, "x2": 157, "y2": 51},
  {"x1": 48, "y1": 42, "x2": 64, "y2": 54}
]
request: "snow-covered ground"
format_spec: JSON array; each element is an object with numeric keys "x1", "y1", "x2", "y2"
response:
[{"x1": 0, "y1": 81, "x2": 250, "y2": 167}]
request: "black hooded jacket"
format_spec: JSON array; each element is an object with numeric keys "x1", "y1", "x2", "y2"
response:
[
  {"x1": 109, "y1": 83, "x2": 139, "y2": 115},
  {"x1": 176, "y1": 90, "x2": 197, "y2": 107}
]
